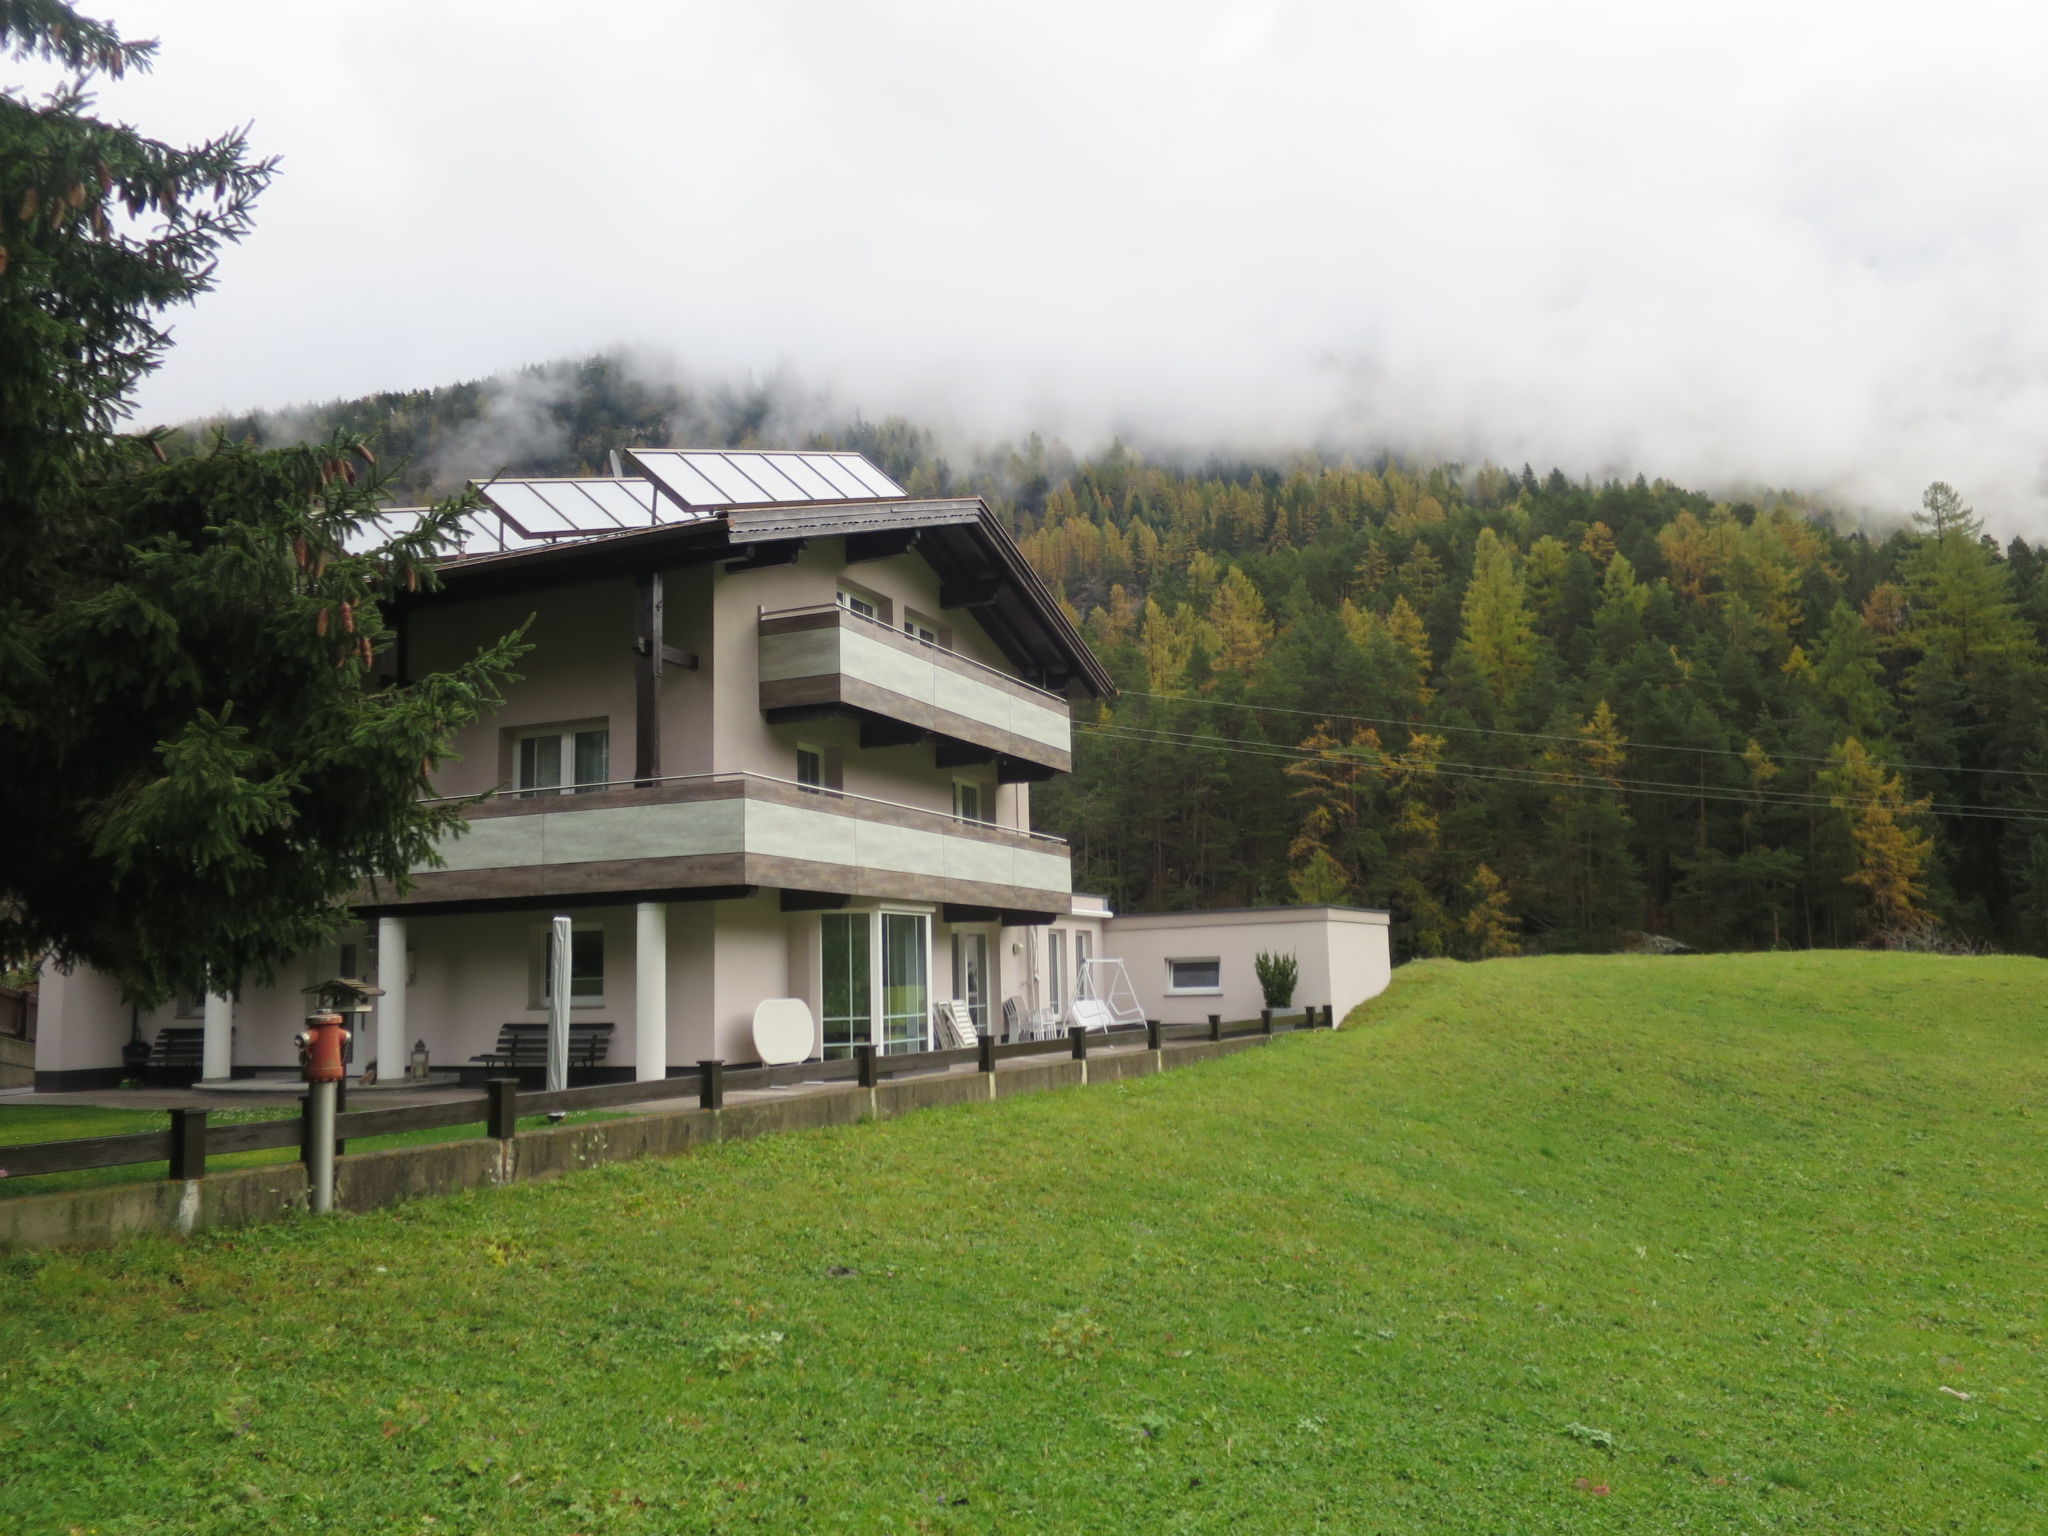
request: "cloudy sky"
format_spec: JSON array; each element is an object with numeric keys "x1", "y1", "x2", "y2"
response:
[{"x1": 42, "y1": 1, "x2": 2048, "y2": 526}]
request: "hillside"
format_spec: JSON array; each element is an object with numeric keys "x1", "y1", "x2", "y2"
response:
[
  {"x1": 2, "y1": 953, "x2": 2041, "y2": 1532},
  {"x1": 190, "y1": 356, "x2": 2048, "y2": 954}
]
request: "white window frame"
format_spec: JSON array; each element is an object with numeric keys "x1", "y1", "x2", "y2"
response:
[
  {"x1": 533, "y1": 921, "x2": 607, "y2": 1010},
  {"x1": 952, "y1": 778, "x2": 990, "y2": 823},
  {"x1": 797, "y1": 742, "x2": 826, "y2": 792},
  {"x1": 835, "y1": 584, "x2": 886, "y2": 623},
  {"x1": 902, "y1": 608, "x2": 942, "y2": 645},
  {"x1": 513, "y1": 721, "x2": 611, "y2": 798},
  {"x1": 1165, "y1": 956, "x2": 1223, "y2": 996},
  {"x1": 1047, "y1": 928, "x2": 1066, "y2": 1013},
  {"x1": 815, "y1": 906, "x2": 934, "y2": 1057}
]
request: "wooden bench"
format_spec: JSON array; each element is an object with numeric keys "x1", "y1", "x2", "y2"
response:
[
  {"x1": 469, "y1": 1021, "x2": 614, "y2": 1085},
  {"x1": 146, "y1": 1026, "x2": 207, "y2": 1087}
]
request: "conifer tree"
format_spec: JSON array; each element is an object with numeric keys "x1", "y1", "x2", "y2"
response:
[
  {"x1": 1817, "y1": 738, "x2": 1935, "y2": 937},
  {"x1": 1455, "y1": 529, "x2": 1541, "y2": 707},
  {"x1": 0, "y1": 4, "x2": 523, "y2": 1000}
]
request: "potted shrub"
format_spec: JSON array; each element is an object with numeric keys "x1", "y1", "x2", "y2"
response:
[{"x1": 1254, "y1": 951, "x2": 1298, "y2": 1010}]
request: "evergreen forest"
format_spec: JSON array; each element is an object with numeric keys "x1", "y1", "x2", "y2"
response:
[{"x1": 192, "y1": 355, "x2": 2048, "y2": 958}]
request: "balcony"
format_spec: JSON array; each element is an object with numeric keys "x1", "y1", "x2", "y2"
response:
[
  {"x1": 757, "y1": 604, "x2": 1072, "y2": 775},
  {"x1": 368, "y1": 772, "x2": 1073, "y2": 916}
]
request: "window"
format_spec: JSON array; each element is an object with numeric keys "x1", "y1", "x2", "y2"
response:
[
  {"x1": 836, "y1": 587, "x2": 878, "y2": 620},
  {"x1": 1047, "y1": 929, "x2": 1066, "y2": 1012},
  {"x1": 797, "y1": 744, "x2": 825, "y2": 791},
  {"x1": 903, "y1": 613, "x2": 939, "y2": 644},
  {"x1": 516, "y1": 724, "x2": 610, "y2": 797},
  {"x1": 821, "y1": 913, "x2": 870, "y2": 1059},
  {"x1": 952, "y1": 779, "x2": 988, "y2": 823},
  {"x1": 821, "y1": 910, "x2": 931, "y2": 1057},
  {"x1": 541, "y1": 927, "x2": 605, "y2": 1006},
  {"x1": 1073, "y1": 930, "x2": 1093, "y2": 998},
  {"x1": 1167, "y1": 958, "x2": 1222, "y2": 994}
]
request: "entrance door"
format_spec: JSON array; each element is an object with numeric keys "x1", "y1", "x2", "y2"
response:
[{"x1": 952, "y1": 930, "x2": 990, "y2": 1036}]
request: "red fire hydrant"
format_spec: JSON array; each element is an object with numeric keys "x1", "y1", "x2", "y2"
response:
[
  {"x1": 296, "y1": 1009, "x2": 351, "y2": 1214},
  {"x1": 297, "y1": 1010, "x2": 351, "y2": 1084}
]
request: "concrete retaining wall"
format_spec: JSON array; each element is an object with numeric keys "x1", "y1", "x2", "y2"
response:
[
  {"x1": 0, "y1": 1034, "x2": 33, "y2": 1090},
  {"x1": 0, "y1": 1031, "x2": 1308, "y2": 1250}
]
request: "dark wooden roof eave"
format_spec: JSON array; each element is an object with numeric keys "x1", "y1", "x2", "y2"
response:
[{"x1": 403, "y1": 498, "x2": 1116, "y2": 699}]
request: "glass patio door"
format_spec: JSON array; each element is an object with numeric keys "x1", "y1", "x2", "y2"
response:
[
  {"x1": 880, "y1": 912, "x2": 930, "y2": 1054},
  {"x1": 952, "y1": 930, "x2": 990, "y2": 1035},
  {"x1": 821, "y1": 913, "x2": 870, "y2": 1059}
]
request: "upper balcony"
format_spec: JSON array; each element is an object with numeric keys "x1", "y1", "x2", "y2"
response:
[
  {"x1": 362, "y1": 771, "x2": 1072, "y2": 920},
  {"x1": 757, "y1": 604, "x2": 1072, "y2": 777}
]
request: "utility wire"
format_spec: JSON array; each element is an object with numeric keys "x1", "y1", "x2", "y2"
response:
[
  {"x1": 1074, "y1": 722, "x2": 2048, "y2": 826},
  {"x1": 1113, "y1": 688, "x2": 2048, "y2": 786}
]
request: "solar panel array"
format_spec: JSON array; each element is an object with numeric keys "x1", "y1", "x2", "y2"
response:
[
  {"x1": 628, "y1": 449, "x2": 905, "y2": 509},
  {"x1": 391, "y1": 452, "x2": 918, "y2": 558}
]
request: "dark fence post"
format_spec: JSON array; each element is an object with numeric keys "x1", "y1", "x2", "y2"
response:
[
  {"x1": 168, "y1": 1107, "x2": 208, "y2": 1180},
  {"x1": 698, "y1": 1058, "x2": 725, "y2": 1110},
  {"x1": 486, "y1": 1078, "x2": 518, "y2": 1140},
  {"x1": 856, "y1": 1043, "x2": 878, "y2": 1088},
  {"x1": 298, "y1": 1093, "x2": 313, "y2": 1165},
  {"x1": 1208, "y1": 1013, "x2": 1222, "y2": 1042},
  {"x1": 977, "y1": 1034, "x2": 996, "y2": 1074},
  {"x1": 1145, "y1": 1018, "x2": 1161, "y2": 1051},
  {"x1": 1069, "y1": 1026, "x2": 1088, "y2": 1060},
  {"x1": 1323, "y1": 1004, "x2": 1336, "y2": 1029},
  {"x1": 1260, "y1": 1008, "x2": 1274, "y2": 1036}
]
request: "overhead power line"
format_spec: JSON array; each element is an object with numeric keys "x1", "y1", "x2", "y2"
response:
[
  {"x1": 1113, "y1": 688, "x2": 2048, "y2": 787},
  {"x1": 1074, "y1": 722, "x2": 2048, "y2": 827}
]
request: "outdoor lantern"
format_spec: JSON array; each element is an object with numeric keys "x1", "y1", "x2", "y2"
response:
[{"x1": 409, "y1": 1038, "x2": 430, "y2": 1081}]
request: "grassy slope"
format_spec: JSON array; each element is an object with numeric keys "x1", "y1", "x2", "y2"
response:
[{"x1": 1, "y1": 952, "x2": 2042, "y2": 1533}]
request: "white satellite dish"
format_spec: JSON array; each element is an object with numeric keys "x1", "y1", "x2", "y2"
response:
[{"x1": 752, "y1": 998, "x2": 815, "y2": 1066}]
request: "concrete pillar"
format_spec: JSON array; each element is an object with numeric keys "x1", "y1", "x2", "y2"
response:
[
  {"x1": 202, "y1": 989, "x2": 233, "y2": 1081},
  {"x1": 376, "y1": 914, "x2": 407, "y2": 1083},
  {"x1": 636, "y1": 901, "x2": 668, "y2": 1082}
]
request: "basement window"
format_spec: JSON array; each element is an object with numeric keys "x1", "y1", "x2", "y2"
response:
[{"x1": 1166, "y1": 958, "x2": 1222, "y2": 995}]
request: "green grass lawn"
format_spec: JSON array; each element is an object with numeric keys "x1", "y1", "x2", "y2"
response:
[
  {"x1": 2, "y1": 951, "x2": 2043, "y2": 1532},
  {"x1": 0, "y1": 1103, "x2": 620, "y2": 1199}
]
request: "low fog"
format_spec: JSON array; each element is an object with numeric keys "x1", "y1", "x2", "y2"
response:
[{"x1": 57, "y1": 0, "x2": 2048, "y2": 528}]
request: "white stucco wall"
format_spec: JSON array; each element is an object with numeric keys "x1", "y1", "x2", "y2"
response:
[{"x1": 1098, "y1": 907, "x2": 1391, "y2": 1024}]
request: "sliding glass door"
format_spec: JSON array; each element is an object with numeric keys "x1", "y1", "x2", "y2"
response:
[
  {"x1": 821, "y1": 910, "x2": 930, "y2": 1057},
  {"x1": 821, "y1": 913, "x2": 870, "y2": 1059},
  {"x1": 951, "y1": 930, "x2": 990, "y2": 1035},
  {"x1": 881, "y1": 913, "x2": 930, "y2": 1054}
]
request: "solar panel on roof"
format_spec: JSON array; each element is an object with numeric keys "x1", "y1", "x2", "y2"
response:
[
  {"x1": 626, "y1": 449, "x2": 906, "y2": 510},
  {"x1": 471, "y1": 477, "x2": 705, "y2": 549}
]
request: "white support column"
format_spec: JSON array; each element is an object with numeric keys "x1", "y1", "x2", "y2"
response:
[
  {"x1": 636, "y1": 901, "x2": 668, "y2": 1082},
  {"x1": 202, "y1": 989, "x2": 233, "y2": 1081},
  {"x1": 376, "y1": 914, "x2": 407, "y2": 1083}
]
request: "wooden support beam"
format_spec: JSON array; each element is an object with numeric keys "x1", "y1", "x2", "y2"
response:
[
  {"x1": 859, "y1": 716, "x2": 926, "y2": 750},
  {"x1": 998, "y1": 908, "x2": 1057, "y2": 927},
  {"x1": 779, "y1": 889, "x2": 851, "y2": 912},
  {"x1": 845, "y1": 528, "x2": 919, "y2": 563},
  {"x1": 934, "y1": 738, "x2": 997, "y2": 769},
  {"x1": 941, "y1": 903, "x2": 1002, "y2": 925},
  {"x1": 938, "y1": 575, "x2": 1002, "y2": 609},
  {"x1": 724, "y1": 539, "x2": 805, "y2": 574},
  {"x1": 634, "y1": 571, "x2": 663, "y2": 784},
  {"x1": 995, "y1": 754, "x2": 1058, "y2": 784}
]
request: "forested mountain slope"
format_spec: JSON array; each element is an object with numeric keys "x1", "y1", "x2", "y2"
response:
[{"x1": 192, "y1": 355, "x2": 2048, "y2": 956}]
